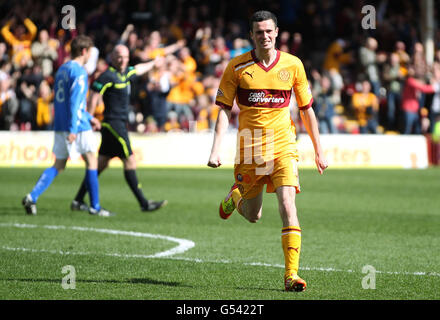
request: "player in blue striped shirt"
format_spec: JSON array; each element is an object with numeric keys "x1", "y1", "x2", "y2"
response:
[{"x1": 22, "y1": 35, "x2": 113, "y2": 217}]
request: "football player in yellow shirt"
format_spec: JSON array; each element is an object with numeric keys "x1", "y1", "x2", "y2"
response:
[{"x1": 208, "y1": 11, "x2": 328, "y2": 292}]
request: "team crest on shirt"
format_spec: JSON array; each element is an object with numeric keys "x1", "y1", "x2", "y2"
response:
[{"x1": 277, "y1": 69, "x2": 291, "y2": 82}]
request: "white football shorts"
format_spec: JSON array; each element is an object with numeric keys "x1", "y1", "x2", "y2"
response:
[{"x1": 53, "y1": 130, "x2": 97, "y2": 160}]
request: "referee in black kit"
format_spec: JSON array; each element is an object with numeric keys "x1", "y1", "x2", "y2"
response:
[{"x1": 72, "y1": 44, "x2": 167, "y2": 213}]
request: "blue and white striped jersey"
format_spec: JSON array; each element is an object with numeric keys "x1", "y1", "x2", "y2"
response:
[{"x1": 53, "y1": 60, "x2": 92, "y2": 133}]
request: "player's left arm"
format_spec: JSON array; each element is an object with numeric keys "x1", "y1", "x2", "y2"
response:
[
  {"x1": 87, "y1": 71, "x2": 111, "y2": 129},
  {"x1": 89, "y1": 116, "x2": 101, "y2": 131},
  {"x1": 300, "y1": 107, "x2": 328, "y2": 174},
  {"x1": 87, "y1": 91, "x2": 101, "y2": 116},
  {"x1": 293, "y1": 57, "x2": 328, "y2": 174},
  {"x1": 68, "y1": 73, "x2": 86, "y2": 135},
  {"x1": 87, "y1": 90, "x2": 102, "y2": 131}
]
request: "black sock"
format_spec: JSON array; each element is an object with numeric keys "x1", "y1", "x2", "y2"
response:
[
  {"x1": 124, "y1": 169, "x2": 148, "y2": 208},
  {"x1": 74, "y1": 169, "x2": 102, "y2": 203},
  {"x1": 74, "y1": 179, "x2": 88, "y2": 203}
]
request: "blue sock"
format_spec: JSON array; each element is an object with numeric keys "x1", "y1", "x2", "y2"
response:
[
  {"x1": 30, "y1": 167, "x2": 59, "y2": 202},
  {"x1": 85, "y1": 169, "x2": 100, "y2": 211}
]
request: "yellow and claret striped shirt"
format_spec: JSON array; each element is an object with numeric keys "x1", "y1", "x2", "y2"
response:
[{"x1": 215, "y1": 49, "x2": 312, "y2": 162}]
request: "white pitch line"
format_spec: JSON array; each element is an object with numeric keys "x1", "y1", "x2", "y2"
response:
[
  {"x1": 1, "y1": 223, "x2": 439, "y2": 278},
  {"x1": 161, "y1": 257, "x2": 440, "y2": 278},
  {"x1": 0, "y1": 222, "x2": 195, "y2": 258}
]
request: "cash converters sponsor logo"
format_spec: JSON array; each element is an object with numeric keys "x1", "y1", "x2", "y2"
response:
[{"x1": 248, "y1": 92, "x2": 285, "y2": 106}]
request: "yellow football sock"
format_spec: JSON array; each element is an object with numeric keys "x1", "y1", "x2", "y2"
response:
[
  {"x1": 231, "y1": 188, "x2": 243, "y2": 212},
  {"x1": 281, "y1": 226, "x2": 302, "y2": 277}
]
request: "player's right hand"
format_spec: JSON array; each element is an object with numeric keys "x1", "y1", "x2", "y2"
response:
[
  {"x1": 67, "y1": 133, "x2": 76, "y2": 144},
  {"x1": 207, "y1": 154, "x2": 222, "y2": 168},
  {"x1": 90, "y1": 117, "x2": 101, "y2": 131}
]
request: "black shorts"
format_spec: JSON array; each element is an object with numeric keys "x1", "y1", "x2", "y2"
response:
[{"x1": 99, "y1": 120, "x2": 133, "y2": 159}]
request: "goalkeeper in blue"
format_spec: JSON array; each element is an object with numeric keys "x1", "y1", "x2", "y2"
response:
[{"x1": 22, "y1": 35, "x2": 113, "y2": 217}]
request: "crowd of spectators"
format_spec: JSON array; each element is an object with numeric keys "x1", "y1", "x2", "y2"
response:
[{"x1": 1, "y1": 0, "x2": 440, "y2": 136}]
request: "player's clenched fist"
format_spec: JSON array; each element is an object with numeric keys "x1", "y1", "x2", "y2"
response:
[{"x1": 207, "y1": 154, "x2": 222, "y2": 168}]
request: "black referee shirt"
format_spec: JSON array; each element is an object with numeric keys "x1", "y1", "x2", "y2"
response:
[{"x1": 91, "y1": 65, "x2": 137, "y2": 122}]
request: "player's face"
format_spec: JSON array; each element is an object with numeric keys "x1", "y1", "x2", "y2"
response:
[
  {"x1": 112, "y1": 48, "x2": 130, "y2": 71},
  {"x1": 250, "y1": 19, "x2": 278, "y2": 51},
  {"x1": 83, "y1": 47, "x2": 92, "y2": 64}
]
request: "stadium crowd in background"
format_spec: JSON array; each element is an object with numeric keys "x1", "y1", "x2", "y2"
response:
[{"x1": 1, "y1": 0, "x2": 440, "y2": 136}]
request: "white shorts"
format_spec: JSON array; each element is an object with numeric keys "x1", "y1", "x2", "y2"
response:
[{"x1": 53, "y1": 131, "x2": 97, "y2": 160}]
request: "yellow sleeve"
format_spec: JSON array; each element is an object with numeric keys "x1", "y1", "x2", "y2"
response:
[
  {"x1": 215, "y1": 60, "x2": 238, "y2": 110},
  {"x1": 292, "y1": 57, "x2": 312, "y2": 109},
  {"x1": 23, "y1": 18, "x2": 37, "y2": 41},
  {"x1": 1, "y1": 21, "x2": 17, "y2": 46}
]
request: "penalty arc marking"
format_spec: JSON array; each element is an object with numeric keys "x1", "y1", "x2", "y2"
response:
[{"x1": 0, "y1": 223, "x2": 195, "y2": 258}]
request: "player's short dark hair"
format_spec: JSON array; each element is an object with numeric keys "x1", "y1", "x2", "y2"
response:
[
  {"x1": 70, "y1": 35, "x2": 94, "y2": 58},
  {"x1": 249, "y1": 10, "x2": 278, "y2": 31}
]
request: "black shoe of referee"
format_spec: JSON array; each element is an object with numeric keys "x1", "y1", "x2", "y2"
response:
[{"x1": 142, "y1": 200, "x2": 168, "y2": 212}]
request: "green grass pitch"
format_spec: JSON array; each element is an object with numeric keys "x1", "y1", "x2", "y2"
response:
[{"x1": 0, "y1": 166, "x2": 439, "y2": 300}]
